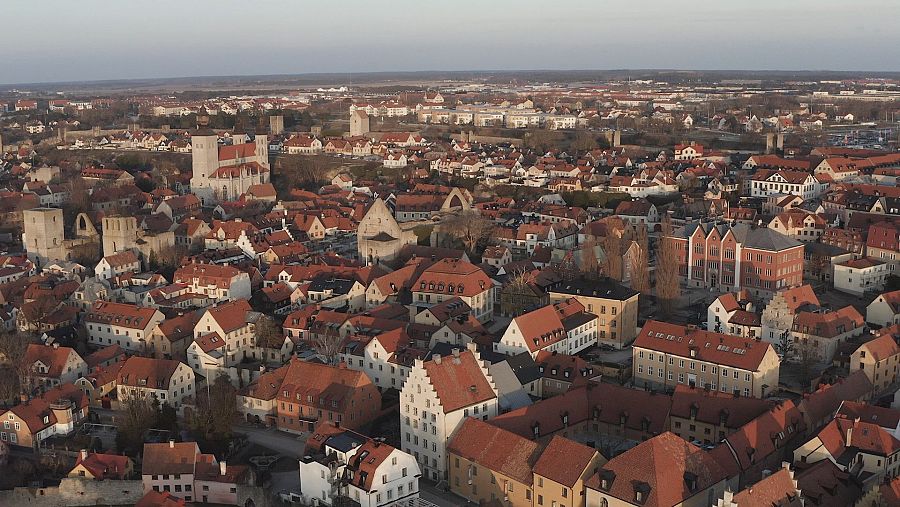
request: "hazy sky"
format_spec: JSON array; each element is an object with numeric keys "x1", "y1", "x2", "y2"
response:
[{"x1": 2, "y1": 0, "x2": 898, "y2": 84}]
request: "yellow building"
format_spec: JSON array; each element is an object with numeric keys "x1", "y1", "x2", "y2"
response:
[
  {"x1": 548, "y1": 279, "x2": 639, "y2": 349},
  {"x1": 632, "y1": 321, "x2": 780, "y2": 398},
  {"x1": 851, "y1": 330, "x2": 900, "y2": 394}
]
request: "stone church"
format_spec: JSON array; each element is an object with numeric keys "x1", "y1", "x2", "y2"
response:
[
  {"x1": 190, "y1": 114, "x2": 270, "y2": 205},
  {"x1": 356, "y1": 198, "x2": 418, "y2": 265}
]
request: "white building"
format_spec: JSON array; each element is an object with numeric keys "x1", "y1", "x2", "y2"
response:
[
  {"x1": 835, "y1": 258, "x2": 887, "y2": 296},
  {"x1": 867, "y1": 290, "x2": 900, "y2": 328},
  {"x1": 83, "y1": 301, "x2": 166, "y2": 352},
  {"x1": 299, "y1": 429, "x2": 421, "y2": 507},
  {"x1": 400, "y1": 344, "x2": 498, "y2": 481},
  {"x1": 117, "y1": 356, "x2": 195, "y2": 413},
  {"x1": 750, "y1": 170, "x2": 826, "y2": 200},
  {"x1": 189, "y1": 126, "x2": 270, "y2": 204},
  {"x1": 495, "y1": 299, "x2": 598, "y2": 357}
]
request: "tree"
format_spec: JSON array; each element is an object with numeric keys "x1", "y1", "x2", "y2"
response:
[
  {"x1": 579, "y1": 236, "x2": 601, "y2": 280},
  {"x1": 314, "y1": 327, "x2": 343, "y2": 365},
  {"x1": 254, "y1": 315, "x2": 284, "y2": 350},
  {"x1": 600, "y1": 233, "x2": 624, "y2": 282},
  {"x1": 655, "y1": 216, "x2": 681, "y2": 318},
  {"x1": 116, "y1": 395, "x2": 158, "y2": 454},
  {"x1": 571, "y1": 131, "x2": 598, "y2": 152},
  {"x1": 441, "y1": 211, "x2": 495, "y2": 255},
  {"x1": 631, "y1": 225, "x2": 650, "y2": 293},
  {"x1": 149, "y1": 245, "x2": 188, "y2": 281},
  {"x1": 0, "y1": 330, "x2": 36, "y2": 395},
  {"x1": 191, "y1": 374, "x2": 237, "y2": 440}
]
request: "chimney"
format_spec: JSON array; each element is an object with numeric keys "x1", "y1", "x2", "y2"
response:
[
  {"x1": 52, "y1": 342, "x2": 59, "y2": 349},
  {"x1": 80, "y1": 449, "x2": 88, "y2": 461},
  {"x1": 846, "y1": 425, "x2": 852, "y2": 447},
  {"x1": 452, "y1": 348, "x2": 460, "y2": 358},
  {"x1": 433, "y1": 354, "x2": 441, "y2": 365},
  {"x1": 220, "y1": 460, "x2": 227, "y2": 476},
  {"x1": 169, "y1": 440, "x2": 175, "y2": 448}
]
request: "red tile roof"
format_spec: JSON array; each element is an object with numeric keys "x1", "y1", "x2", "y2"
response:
[
  {"x1": 413, "y1": 258, "x2": 493, "y2": 298},
  {"x1": 585, "y1": 432, "x2": 727, "y2": 507},
  {"x1": 730, "y1": 467, "x2": 801, "y2": 506},
  {"x1": 204, "y1": 299, "x2": 254, "y2": 333},
  {"x1": 532, "y1": 435, "x2": 598, "y2": 487},
  {"x1": 491, "y1": 383, "x2": 670, "y2": 440},
  {"x1": 636, "y1": 321, "x2": 774, "y2": 372},
  {"x1": 25, "y1": 343, "x2": 79, "y2": 379},
  {"x1": 447, "y1": 417, "x2": 541, "y2": 485},
  {"x1": 423, "y1": 348, "x2": 496, "y2": 413},
  {"x1": 73, "y1": 452, "x2": 132, "y2": 480},
  {"x1": 84, "y1": 301, "x2": 160, "y2": 330},
  {"x1": 117, "y1": 356, "x2": 183, "y2": 390},
  {"x1": 142, "y1": 441, "x2": 200, "y2": 476}
]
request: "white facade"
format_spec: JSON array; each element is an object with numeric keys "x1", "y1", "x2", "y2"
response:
[
  {"x1": 299, "y1": 439, "x2": 421, "y2": 507},
  {"x1": 399, "y1": 345, "x2": 498, "y2": 482},
  {"x1": 835, "y1": 260, "x2": 888, "y2": 296},
  {"x1": 117, "y1": 361, "x2": 195, "y2": 413}
]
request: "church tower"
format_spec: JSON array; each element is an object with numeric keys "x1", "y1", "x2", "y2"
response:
[{"x1": 190, "y1": 107, "x2": 220, "y2": 199}]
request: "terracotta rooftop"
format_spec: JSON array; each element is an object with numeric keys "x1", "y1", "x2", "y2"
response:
[
  {"x1": 585, "y1": 432, "x2": 727, "y2": 507},
  {"x1": 447, "y1": 417, "x2": 542, "y2": 485}
]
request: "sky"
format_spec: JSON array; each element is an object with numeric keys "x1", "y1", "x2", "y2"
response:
[{"x1": 1, "y1": 0, "x2": 899, "y2": 84}]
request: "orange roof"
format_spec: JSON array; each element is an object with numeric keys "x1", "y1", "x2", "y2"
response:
[
  {"x1": 585, "y1": 432, "x2": 727, "y2": 507},
  {"x1": 413, "y1": 258, "x2": 493, "y2": 298},
  {"x1": 858, "y1": 333, "x2": 900, "y2": 362},
  {"x1": 25, "y1": 343, "x2": 79, "y2": 379},
  {"x1": 423, "y1": 349, "x2": 495, "y2": 413},
  {"x1": 217, "y1": 142, "x2": 257, "y2": 161},
  {"x1": 117, "y1": 356, "x2": 183, "y2": 389},
  {"x1": 636, "y1": 321, "x2": 773, "y2": 371},
  {"x1": 533, "y1": 435, "x2": 597, "y2": 487},
  {"x1": 74, "y1": 452, "x2": 132, "y2": 480},
  {"x1": 730, "y1": 467, "x2": 801, "y2": 506},
  {"x1": 84, "y1": 301, "x2": 160, "y2": 330},
  {"x1": 447, "y1": 417, "x2": 541, "y2": 485},
  {"x1": 816, "y1": 417, "x2": 900, "y2": 458},
  {"x1": 204, "y1": 299, "x2": 254, "y2": 333}
]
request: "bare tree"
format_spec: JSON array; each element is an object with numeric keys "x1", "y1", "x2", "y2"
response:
[
  {"x1": 254, "y1": 315, "x2": 284, "y2": 350},
  {"x1": 191, "y1": 374, "x2": 237, "y2": 439},
  {"x1": 0, "y1": 330, "x2": 36, "y2": 395},
  {"x1": 655, "y1": 216, "x2": 681, "y2": 318},
  {"x1": 314, "y1": 326, "x2": 344, "y2": 365},
  {"x1": 631, "y1": 224, "x2": 650, "y2": 293},
  {"x1": 601, "y1": 233, "x2": 624, "y2": 282},
  {"x1": 571, "y1": 131, "x2": 598, "y2": 152},
  {"x1": 579, "y1": 236, "x2": 601, "y2": 280},
  {"x1": 504, "y1": 268, "x2": 537, "y2": 316},
  {"x1": 441, "y1": 211, "x2": 495, "y2": 255},
  {"x1": 116, "y1": 395, "x2": 158, "y2": 453}
]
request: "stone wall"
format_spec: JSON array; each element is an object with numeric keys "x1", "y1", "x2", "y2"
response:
[{"x1": 0, "y1": 478, "x2": 144, "y2": 507}]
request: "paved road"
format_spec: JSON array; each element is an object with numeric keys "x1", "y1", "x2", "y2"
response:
[
  {"x1": 418, "y1": 480, "x2": 470, "y2": 507},
  {"x1": 234, "y1": 424, "x2": 308, "y2": 459}
]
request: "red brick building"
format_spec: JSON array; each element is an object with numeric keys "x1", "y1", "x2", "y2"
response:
[
  {"x1": 239, "y1": 358, "x2": 380, "y2": 433},
  {"x1": 669, "y1": 222, "x2": 804, "y2": 297}
]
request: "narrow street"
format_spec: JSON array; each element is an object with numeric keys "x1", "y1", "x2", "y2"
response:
[{"x1": 233, "y1": 423, "x2": 308, "y2": 459}]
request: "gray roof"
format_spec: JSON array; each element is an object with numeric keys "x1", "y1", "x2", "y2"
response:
[
  {"x1": 740, "y1": 225, "x2": 802, "y2": 251},
  {"x1": 505, "y1": 352, "x2": 542, "y2": 385},
  {"x1": 674, "y1": 222, "x2": 801, "y2": 251}
]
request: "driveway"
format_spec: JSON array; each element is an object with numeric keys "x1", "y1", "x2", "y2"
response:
[{"x1": 234, "y1": 424, "x2": 308, "y2": 460}]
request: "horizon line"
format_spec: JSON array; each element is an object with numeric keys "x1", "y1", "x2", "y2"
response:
[{"x1": 4, "y1": 67, "x2": 900, "y2": 89}]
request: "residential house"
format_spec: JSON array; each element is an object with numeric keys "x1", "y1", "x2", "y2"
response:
[
  {"x1": 548, "y1": 279, "x2": 639, "y2": 349},
  {"x1": 116, "y1": 356, "x2": 195, "y2": 413},
  {"x1": 83, "y1": 301, "x2": 166, "y2": 352},
  {"x1": 496, "y1": 298, "x2": 598, "y2": 357},
  {"x1": 400, "y1": 344, "x2": 498, "y2": 481},
  {"x1": 632, "y1": 320, "x2": 781, "y2": 398}
]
